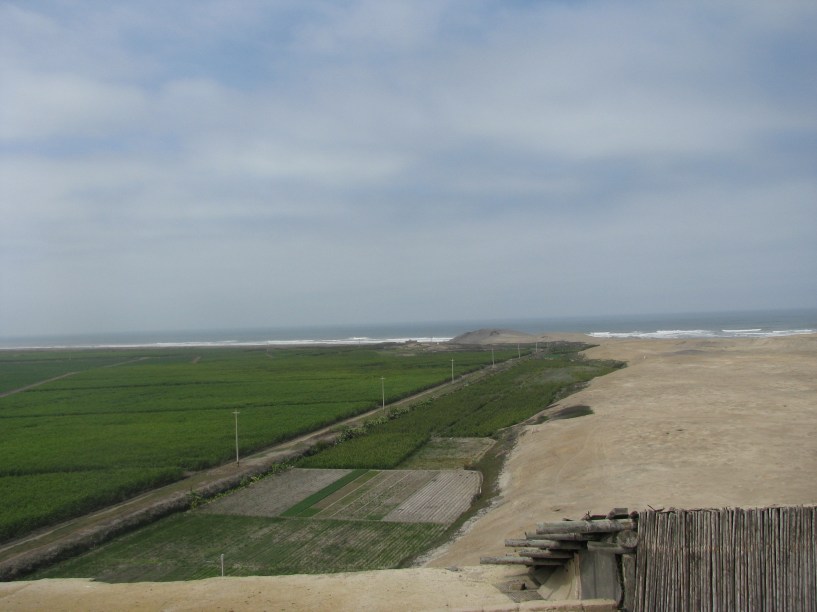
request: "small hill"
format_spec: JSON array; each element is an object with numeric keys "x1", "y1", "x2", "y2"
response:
[{"x1": 450, "y1": 328, "x2": 536, "y2": 345}]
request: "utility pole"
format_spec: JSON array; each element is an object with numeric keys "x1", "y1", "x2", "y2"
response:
[
  {"x1": 451, "y1": 359, "x2": 454, "y2": 382},
  {"x1": 233, "y1": 410, "x2": 240, "y2": 466},
  {"x1": 380, "y1": 376, "x2": 385, "y2": 409},
  {"x1": 492, "y1": 347, "x2": 495, "y2": 367},
  {"x1": 518, "y1": 343, "x2": 521, "y2": 359}
]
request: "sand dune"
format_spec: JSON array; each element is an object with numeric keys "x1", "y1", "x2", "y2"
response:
[{"x1": 3, "y1": 334, "x2": 815, "y2": 611}]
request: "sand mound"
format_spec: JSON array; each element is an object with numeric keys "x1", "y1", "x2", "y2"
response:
[{"x1": 450, "y1": 328, "x2": 536, "y2": 344}]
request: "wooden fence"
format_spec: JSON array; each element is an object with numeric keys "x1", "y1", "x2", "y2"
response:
[{"x1": 633, "y1": 506, "x2": 816, "y2": 611}]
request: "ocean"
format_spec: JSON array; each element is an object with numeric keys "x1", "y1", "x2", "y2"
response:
[{"x1": 1, "y1": 308, "x2": 815, "y2": 350}]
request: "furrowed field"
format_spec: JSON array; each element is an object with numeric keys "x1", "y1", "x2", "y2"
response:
[{"x1": 0, "y1": 346, "x2": 517, "y2": 543}]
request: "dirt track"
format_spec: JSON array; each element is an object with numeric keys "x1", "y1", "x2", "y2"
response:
[{"x1": 2, "y1": 333, "x2": 816, "y2": 611}]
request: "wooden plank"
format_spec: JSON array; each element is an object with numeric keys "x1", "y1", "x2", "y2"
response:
[
  {"x1": 632, "y1": 513, "x2": 644, "y2": 612},
  {"x1": 622, "y1": 553, "x2": 636, "y2": 612}
]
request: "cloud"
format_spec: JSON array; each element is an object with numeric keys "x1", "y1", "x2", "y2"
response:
[{"x1": 1, "y1": 0, "x2": 816, "y2": 335}]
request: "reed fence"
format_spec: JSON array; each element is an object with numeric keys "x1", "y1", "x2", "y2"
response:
[{"x1": 633, "y1": 506, "x2": 816, "y2": 611}]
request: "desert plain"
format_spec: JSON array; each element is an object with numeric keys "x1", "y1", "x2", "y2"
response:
[{"x1": 2, "y1": 332, "x2": 815, "y2": 611}]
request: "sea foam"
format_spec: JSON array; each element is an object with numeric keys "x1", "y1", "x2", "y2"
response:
[{"x1": 589, "y1": 328, "x2": 814, "y2": 339}]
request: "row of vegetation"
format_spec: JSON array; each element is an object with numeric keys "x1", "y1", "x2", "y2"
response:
[
  {"x1": 0, "y1": 346, "x2": 519, "y2": 544},
  {"x1": 298, "y1": 352, "x2": 622, "y2": 469}
]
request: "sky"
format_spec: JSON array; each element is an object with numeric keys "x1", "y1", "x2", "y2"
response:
[{"x1": 1, "y1": 0, "x2": 816, "y2": 336}]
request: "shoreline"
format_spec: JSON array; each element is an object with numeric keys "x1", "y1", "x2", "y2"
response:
[
  {"x1": 2, "y1": 327, "x2": 814, "y2": 351},
  {"x1": 2, "y1": 307, "x2": 815, "y2": 351}
]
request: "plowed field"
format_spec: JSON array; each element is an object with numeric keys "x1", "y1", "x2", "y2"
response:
[
  {"x1": 202, "y1": 468, "x2": 481, "y2": 525},
  {"x1": 384, "y1": 470, "x2": 482, "y2": 524},
  {"x1": 200, "y1": 469, "x2": 352, "y2": 517}
]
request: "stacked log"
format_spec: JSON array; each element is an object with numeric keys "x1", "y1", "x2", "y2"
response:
[
  {"x1": 480, "y1": 505, "x2": 816, "y2": 609},
  {"x1": 480, "y1": 510, "x2": 635, "y2": 568}
]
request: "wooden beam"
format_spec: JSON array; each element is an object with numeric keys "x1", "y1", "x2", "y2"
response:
[
  {"x1": 505, "y1": 538, "x2": 583, "y2": 550},
  {"x1": 480, "y1": 556, "x2": 565, "y2": 566},
  {"x1": 536, "y1": 518, "x2": 635, "y2": 535},
  {"x1": 517, "y1": 549, "x2": 574, "y2": 559},
  {"x1": 525, "y1": 532, "x2": 597, "y2": 541},
  {"x1": 480, "y1": 556, "x2": 532, "y2": 565}
]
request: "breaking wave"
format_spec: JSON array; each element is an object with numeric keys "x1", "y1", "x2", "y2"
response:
[{"x1": 588, "y1": 328, "x2": 815, "y2": 339}]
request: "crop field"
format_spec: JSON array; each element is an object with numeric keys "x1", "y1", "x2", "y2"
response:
[
  {"x1": 0, "y1": 346, "x2": 515, "y2": 543},
  {"x1": 34, "y1": 467, "x2": 479, "y2": 581},
  {"x1": 10, "y1": 342, "x2": 623, "y2": 581},
  {"x1": 199, "y1": 468, "x2": 354, "y2": 518},
  {"x1": 399, "y1": 437, "x2": 495, "y2": 469},
  {"x1": 34, "y1": 513, "x2": 447, "y2": 581},
  {"x1": 299, "y1": 352, "x2": 622, "y2": 469},
  {"x1": 202, "y1": 468, "x2": 481, "y2": 524},
  {"x1": 0, "y1": 350, "x2": 147, "y2": 394}
]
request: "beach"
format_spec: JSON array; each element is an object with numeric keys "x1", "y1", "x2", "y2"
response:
[{"x1": 2, "y1": 333, "x2": 816, "y2": 610}]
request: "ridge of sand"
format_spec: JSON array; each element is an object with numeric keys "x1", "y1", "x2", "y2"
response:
[{"x1": 3, "y1": 333, "x2": 815, "y2": 611}]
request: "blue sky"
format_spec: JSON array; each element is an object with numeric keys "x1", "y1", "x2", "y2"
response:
[{"x1": 1, "y1": 0, "x2": 816, "y2": 335}]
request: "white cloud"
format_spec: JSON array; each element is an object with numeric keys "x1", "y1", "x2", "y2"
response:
[
  {"x1": 1, "y1": 0, "x2": 815, "y2": 335},
  {"x1": 0, "y1": 71, "x2": 147, "y2": 141}
]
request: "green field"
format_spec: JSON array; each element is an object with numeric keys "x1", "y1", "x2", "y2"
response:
[
  {"x1": 33, "y1": 513, "x2": 447, "y2": 581},
  {"x1": 19, "y1": 342, "x2": 623, "y2": 582},
  {"x1": 0, "y1": 346, "x2": 517, "y2": 543},
  {"x1": 298, "y1": 352, "x2": 621, "y2": 469}
]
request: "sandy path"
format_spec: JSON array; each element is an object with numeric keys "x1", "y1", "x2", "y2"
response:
[
  {"x1": 0, "y1": 356, "x2": 149, "y2": 398},
  {"x1": 0, "y1": 372, "x2": 79, "y2": 398},
  {"x1": 3, "y1": 334, "x2": 815, "y2": 611}
]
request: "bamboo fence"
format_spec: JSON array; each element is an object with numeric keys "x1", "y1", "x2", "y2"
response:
[{"x1": 633, "y1": 506, "x2": 816, "y2": 612}]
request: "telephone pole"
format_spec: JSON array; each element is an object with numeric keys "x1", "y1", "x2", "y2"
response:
[{"x1": 233, "y1": 410, "x2": 240, "y2": 466}]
